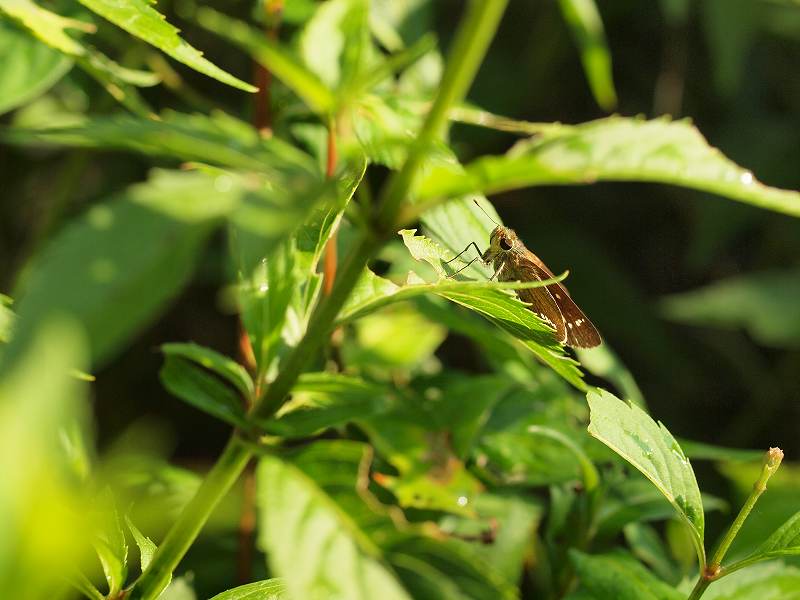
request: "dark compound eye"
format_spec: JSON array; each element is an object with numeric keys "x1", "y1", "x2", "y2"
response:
[{"x1": 499, "y1": 238, "x2": 512, "y2": 251}]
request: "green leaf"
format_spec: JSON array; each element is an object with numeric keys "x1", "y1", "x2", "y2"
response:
[
  {"x1": 387, "y1": 536, "x2": 518, "y2": 600},
  {"x1": 0, "y1": 20, "x2": 72, "y2": 115},
  {"x1": 76, "y1": 0, "x2": 256, "y2": 92},
  {"x1": 160, "y1": 355, "x2": 248, "y2": 429},
  {"x1": 695, "y1": 562, "x2": 800, "y2": 600},
  {"x1": 677, "y1": 439, "x2": 763, "y2": 463},
  {"x1": 587, "y1": 389, "x2": 706, "y2": 565},
  {"x1": 728, "y1": 511, "x2": 800, "y2": 572},
  {"x1": 209, "y1": 579, "x2": 288, "y2": 600},
  {"x1": 299, "y1": 0, "x2": 371, "y2": 92},
  {"x1": 0, "y1": 0, "x2": 158, "y2": 112},
  {"x1": 660, "y1": 269, "x2": 800, "y2": 348},
  {"x1": 623, "y1": 522, "x2": 681, "y2": 584},
  {"x1": 125, "y1": 516, "x2": 157, "y2": 573},
  {"x1": 5, "y1": 110, "x2": 321, "y2": 173},
  {"x1": 416, "y1": 116, "x2": 800, "y2": 218},
  {"x1": 570, "y1": 550, "x2": 683, "y2": 600},
  {"x1": 9, "y1": 170, "x2": 243, "y2": 365},
  {"x1": 162, "y1": 343, "x2": 254, "y2": 401},
  {"x1": 557, "y1": 0, "x2": 617, "y2": 111},
  {"x1": 0, "y1": 318, "x2": 93, "y2": 599},
  {"x1": 264, "y1": 372, "x2": 392, "y2": 437},
  {"x1": 92, "y1": 491, "x2": 128, "y2": 596},
  {"x1": 576, "y1": 343, "x2": 646, "y2": 409},
  {"x1": 0, "y1": 295, "x2": 14, "y2": 343},
  {"x1": 256, "y1": 444, "x2": 413, "y2": 600},
  {"x1": 195, "y1": 7, "x2": 334, "y2": 113},
  {"x1": 0, "y1": 0, "x2": 94, "y2": 56}
]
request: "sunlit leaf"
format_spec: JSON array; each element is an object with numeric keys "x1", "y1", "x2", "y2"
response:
[
  {"x1": 299, "y1": 0, "x2": 371, "y2": 91},
  {"x1": 660, "y1": 269, "x2": 800, "y2": 348},
  {"x1": 416, "y1": 116, "x2": 800, "y2": 218},
  {"x1": 92, "y1": 491, "x2": 128, "y2": 595},
  {"x1": 209, "y1": 579, "x2": 288, "y2": 600},
  {"x1": 76, "y1": 0, "x2": 256, "y2": 92},
  {"x1": 0, "y1": 319, "x2": 92, "y2": 599},
  {"x1": 587, "y1": 389, "x2": 705, "y2": 565},
  {"x1": 125, "y1": 517, "x2": 157, "y2": 573},
  {"x1": 0, "y1": 0, "x2": 157, "y2": 112},
  {"x1": 257, "y1": 443, "x2": 412, "y2": 600},
  {"x1": 570, "y1": 550, "x2": 683, "y2": 600},
  {"x1": 557, "y1": 0, "x2": 617, "y2": 111},
  {"x1": 0, "y1": 20, "x2": 72, "y2": 115}
]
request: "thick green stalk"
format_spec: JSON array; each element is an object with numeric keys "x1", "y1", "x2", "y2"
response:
[
  {"x1": 126, "y1": 2, "x2": 509, "y2": 597},
  {"x1": 687, "y1": 447, "x2": 783, "y2": 600},
  {"x1": 377, "y1": 0, "x2": 509, "y2": 231},
  {"x1": 127, "y1": 436, "x2": 252, "y2": 600}
]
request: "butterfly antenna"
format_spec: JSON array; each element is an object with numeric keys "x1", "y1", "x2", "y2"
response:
[{"x1": 473, "y1": 199, "x2": 500, "y2": 226}]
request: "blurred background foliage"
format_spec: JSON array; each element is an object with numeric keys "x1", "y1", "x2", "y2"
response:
[{"x1": 1, "y1": 0, "x2": 800, "y2": 599}]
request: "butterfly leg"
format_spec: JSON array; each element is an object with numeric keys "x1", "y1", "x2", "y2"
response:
[
  {"x1": 444, "y1": 242, "x2": 484, "y2": 265},
  {"x1": 490, "y1": 262, "x2": 505, "y2": 281},
  {"x1": 446, "y1": 256, "x2": 481, "y2": 279}
]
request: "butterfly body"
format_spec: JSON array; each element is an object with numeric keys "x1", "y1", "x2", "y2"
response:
[{"x1": 481, "y1": 225, "x2": 601, "y2": 348}]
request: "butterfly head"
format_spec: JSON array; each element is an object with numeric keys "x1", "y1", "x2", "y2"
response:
[{"x1": 483, "y1": 226, "x2": 519, "y2": 262}]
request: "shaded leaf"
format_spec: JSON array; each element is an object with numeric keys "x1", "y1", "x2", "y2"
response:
[
  {"x1": 264, "y1": 372, "x2": 392, "y2": 437},
  {"x1": 660, "y1": 269, "x2": 800, "y2": 348},
  {"x1": 10, "y1": 170, "x2": 243, "y2": 365},
  {"x1": 416, "y1": 116, "x2": 800, "y2": 218},
  {"x1": 557, "y1": 0, "x2": 617, "y2": 110},
  {"x1": 577, "y1": 343, "x2": 646, "y2": 409},
  {"x1": 0, "y1": 295, "x2": 14, "y2": 343},
  {"x1": 728, "y1": 511, "x2": 800, "y2": 573},
  {"x1": 623, "y1": 522, "x2": 681, "y2": 584},
  {"x1": 697, "y1": 562, "x2": 800, "y2": 600},
  {"x1": 76, "y1": 0, "x2": 256, "y2": 92},
  {"x1": 195, "y1": 7, "x2": 334, "y2": 113},
  {"x1": 570, "y1": 550, "x2": 683, "y2": 600},
  {"x1": 587, "y1": 389, "x2": 705, "y2": 564},
  {"x1": 160, "y1": 355, "x2": 248, "y2": 429},
  {"x1": 5, "y1": 110, "x2": 320, "y2": 174},
  {"x1": 162, "y1": 342, "x2": 254, "y2": 401},
  {"x1": 0, "y1": 19, "x2": 72, "y2": 115},
  {"x1": 209, "y1": 579, "x2": 287, "y2": 600}
]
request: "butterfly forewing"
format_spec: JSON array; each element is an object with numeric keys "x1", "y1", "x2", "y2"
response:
[{"x1": 498, "y1": 258, "x2": 568, "y2": 344}]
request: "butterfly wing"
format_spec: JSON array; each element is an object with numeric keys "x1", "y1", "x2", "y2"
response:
[
  {"x1": 498, "y1": 260, "x2": 568, "y2": 344},
  {"x1": 523, "y1": 249, "x2": 602, "y2": 348}
]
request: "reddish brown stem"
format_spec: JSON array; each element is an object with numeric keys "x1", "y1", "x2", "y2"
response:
[
  {"x1": 236, "y1": 466, "x2": 257, "y2": 584},
  {"x1": 323, "y1": 121, "x2": 338, "y2": 295}
]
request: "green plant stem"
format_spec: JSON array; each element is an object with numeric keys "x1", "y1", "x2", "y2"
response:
[
  {"x1": 687, "y1": 447, "x2": 783, "y2": 600},
  {"x1": 127, "y1": 436, "x2": 252, "y2": 600},
  {"x1": 377, "y1": 0, "x2": 509, "y2": 231},
  {"x1": 126, "y1": 2, "x2": 509, "y2": 596}
]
